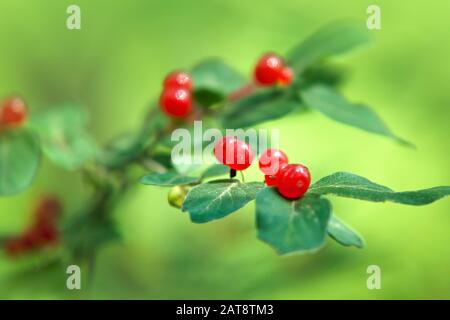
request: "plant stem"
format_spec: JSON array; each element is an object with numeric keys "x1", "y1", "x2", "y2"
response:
[
  {"x1": 228, "y1": 82, "x2": 255, "y2": 102},
  {"x1": 239, "y1": 170, "x2": 245, "y2": 183},
  {"x1": 140, "y1": 158, "x2": 167, "y2": 173}
]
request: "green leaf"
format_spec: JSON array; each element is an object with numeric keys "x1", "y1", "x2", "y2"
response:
[
  {"x1": 0, "y1": 129, "x2": 40, "y2": 196},
  {"x1": 201, "y1": 164, "x2": 230, "y2": 179},
  {"x1": 30, "y1": 105, "x2": 97, "y2": 169},
  {"x1": 140, "y1": 172, "x2": 199, "y2": 186},
  {"x1": 191, "y1": 58, "x2": 245, "y2": 106},
  {"x1": 300, "y1": 62, "x2": 347, "y2": 88},
  {"x1": 302, "y1": 85, "x2": 409, "y2": 144},
  {"x1": 327, "y1": 215, "x2": 364, "y2": 248},
  {"x1": 100, "y1": 132, "x2": 147, "y2": 169},
  {"x1": 100, "y1": 109, "x2": 168, "y2": 170},
  {"x1": 256, "y1": 188, "x2": 331, "y2": 254},
  {"x1": 171, "y1": 155, "x2": 204, "y2": 176},
  {"x1": 287, "y1": 21, "x2": 370, "y2": 71},
  {"x1": 182, "y1": 180, "x2": 264, "y2": 223},
  {"x1": 221, "y1": 89, "x2": 301, "y2": 128},
  {"x1": 64, "y1": 216, "x2": 121, "y2": 252},
  {"x1": 151, "y1": 152, "x2": 174, "y2": 170},
  {"x1": 309, "y1": 172, "x2": 450, "y2": 205}
]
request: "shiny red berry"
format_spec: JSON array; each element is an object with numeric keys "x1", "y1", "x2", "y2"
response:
[
  {"x1": 214, "y1": 136, "x2": 254, "y2": 171},
  {"x1": 163, "y1": 71, "x2": 193, "y2": 90},
  {"x1": 160, "y1": 87, "x2": 192, "y2": 118},
  {"x1": 0, "y1": 97, "x2": 27, "y2": 126},
  {"x1": 258, "y1": 148, "x2": 289, "y2": 176},
  {"x1": 254, "y1": 53, "x2": 284, "y2": 86},
  {"x1": 264, "y1": 162, "x2": 288, "y2": 187},
  {"x1": 279, "y1": 67, "x2": 294, "y2": 86},
  {"x1": 264, "y1": 174, "x2": 278, "y2": 186},
  {"x1": 277, "y1": 164, "x2": 311, "y2": 200}
]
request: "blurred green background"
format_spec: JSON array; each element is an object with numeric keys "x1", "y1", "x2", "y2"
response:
[{"x1": 0, "y1": 0, "x2": 449, "y2": 299}]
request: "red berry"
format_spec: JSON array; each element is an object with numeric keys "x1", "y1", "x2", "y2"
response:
[
  {"x1": 264, "y1": 162, "x2": 288, "y2": 187},
  {"x1": 277, "y1": 164, "x2": 311, "y2": 200},
  {"x1": 264, "y1": 174, "x2": 278, "y2": 186},
  {"x1": 163, "y1": 71, "x2": 192, "y2": 90},
  {"x1": 258, "y1": 148, "x2": 288, "y2": 176},
  {"x1": 0, "y1": 97, "x2": 27, "y2": 126},
  {"x1": 39, "y1": 224, "x2": 60, "y2": 245},
  {"x1": 254, "y1": 53, "x2": 284, "y2": 86},
  {"x1": 279, "y1": 67, "x2": 294, "y2": 86},
  {"x1": 35, "y1": 196, "x2": 62, "y2": 223},
  {"x1": 21, "y1": 227, "x2": 42, "y2": 249},
  {"x1": 214, "y1": 136, "x2": 254, "y2": 171},
  {"x1": 160, "y1": 87, "x2": 192, "y2": 118}
]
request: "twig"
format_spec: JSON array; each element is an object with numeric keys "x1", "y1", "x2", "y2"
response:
[
  {"x1": 140, "y1": 158, "x2": 167, "y2": 173},
  {"x1": 239, "y1": 170, "x2": 245, "y2": 183}
]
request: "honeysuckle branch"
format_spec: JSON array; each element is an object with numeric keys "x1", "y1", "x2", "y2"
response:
[
  {"x1": 5, "y1": 21, "x2": 447, "y2": 264},
  {"x1": 66, "y1": 78, "x2": 260, "y2": 261}
]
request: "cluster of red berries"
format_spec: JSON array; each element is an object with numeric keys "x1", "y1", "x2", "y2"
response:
[
  {"x1": 254, "y1": 53, "x2": 294, "y2": 86},
  {"x1": 0, "y1": 97, "x2": 27, "y2": 130},
  {"x1": 158, "y1": 54, "x2": 292, "y2": 117},
  {"x1": 159, "y1": 71, "x2": 193, "y2": 118},
  {"x1": 214, "y1": 137, "x2": 310, "y2": 200},
  {"x1": 4, "y1": 196, "x2": 62, "y2": 257},
  {"x1": 258, "y1": 149, "x2": 311, "y2": 200}
]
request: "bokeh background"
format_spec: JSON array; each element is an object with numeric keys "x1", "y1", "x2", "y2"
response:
[{"x1": 0, "y1": 0, "x2": 449, "y2": 299}]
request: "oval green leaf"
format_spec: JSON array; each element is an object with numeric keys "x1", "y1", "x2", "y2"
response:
[
  {"x1": 140, "y1": 172, "x2": 199, "y2": 187},
  {"x1": 256, "y1": 188, "x2": 331, "y2": 255},
  {"x1": 0, "y1": 129, "x2": 40, "y2": 196},
  {"x1": 221, "y1": 90, "x2": 302, "y2": 129},
  {"x1": 327, "y1": 215, "x2": 364, "y2": 248},
  {"x1": 191, "y1": 58, "x2": 245, "y2": 106},
  {"x1": 30, "y1": 105, "x2": 97, "y2": 170},
  {"x1": 309, "y1": 172, "x2": 450, "y2": 205},
  {"x1": 182, "y1": 180, "x2": 264, "y2": 223},
  {"x1": 302, "y1": 85, "x2": 410, "y2": 144},
  {"x1": 287, "y1": 21, "x2": 371, "y2": 71},
  {"x1": 201, "y1": 164, "x2": 230, "y2": 179}
]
